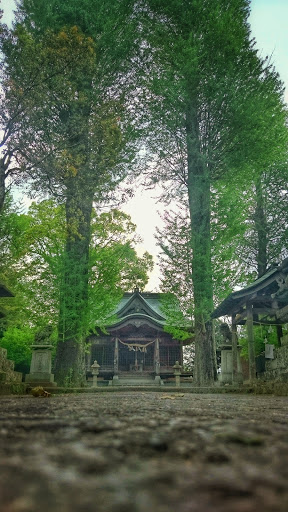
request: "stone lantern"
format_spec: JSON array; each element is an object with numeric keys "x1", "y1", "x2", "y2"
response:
[
  {"x1": 91, "y1": 360, "x2": 100, "y2": 387},
  {"x1": 173, "y1": 360, "x2": 182, "y2": 388}
]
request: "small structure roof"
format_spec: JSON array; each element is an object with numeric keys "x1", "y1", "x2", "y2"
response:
[{"x1": 212, "y1": 259, "x2": 288, "y2": 324}]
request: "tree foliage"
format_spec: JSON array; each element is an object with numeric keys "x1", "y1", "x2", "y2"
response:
[
  {"x1": 0, "y1": 0, "x2": 144, "y2": 385},
  {"x1": 0, "y1": 326, "x2": 35, "y2": 373},
  {"x1": 0, "y1": 199, "x2": 152, "y2": 327},
  {"x1": 156, "y1": 206, "x2": 193, "y2": 319},
  {"x1": 1, "y1": 0, "x2": 287, "y2": 387},
  {"x1": 139, "y1": 0, "x2": 288, "y2": 384}
]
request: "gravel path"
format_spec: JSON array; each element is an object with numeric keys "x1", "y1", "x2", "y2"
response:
[{"x1": 0, "y1": 391, "x2": 288, "y2": 511}]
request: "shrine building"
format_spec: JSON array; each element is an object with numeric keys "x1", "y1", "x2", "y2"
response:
[
  {"x1": 87, "y1": 288, "x2": 188, "y2": 385},
  {"x1": 212, "y1": 258, "x2": 288, "y2": 383}
]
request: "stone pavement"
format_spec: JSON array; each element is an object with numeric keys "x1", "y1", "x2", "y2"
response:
[{"x1": 0, "y1": 391, "x2": 288, "y2": 511}]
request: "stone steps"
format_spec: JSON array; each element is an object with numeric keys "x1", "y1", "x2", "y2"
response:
[
  {"x1": 0, "y1": 347, "x2": 22, "y2": 383},
  {"x1": 112, "y1": 374, "x2": 162, "y2": 386}
]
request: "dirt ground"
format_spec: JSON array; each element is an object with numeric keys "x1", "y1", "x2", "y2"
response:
[{"x1": 0, "y1": 390, "x2": 288, "y2": 512}]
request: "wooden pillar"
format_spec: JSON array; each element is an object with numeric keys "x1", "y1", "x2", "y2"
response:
[
  {"x1": 246, "y1": 303, "x2": 256, "y2": 380},
  {"x1": 232, "y1": 313, "x2": 238, "y2": 383},
  {"x1": 155, "y1": 338, "x2": 160, "y2": 375},
  {"x1": 276, "y1": 325, "x2": 283, "y2": 347},
  {"x1": 231, "y1": 314, "x2": 243, "y2": 384},
  {"x1": 180, "y1": 341, "x2": 183, "y2": 366},
  {"x1": 114, "y1": 338, "x2": 119, "y2": 375}
]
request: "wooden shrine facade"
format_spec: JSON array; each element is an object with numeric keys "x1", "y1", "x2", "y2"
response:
[
  {"x1": 87, "y1": 289, "x2": 184, "y2": 380},
  {"x1": 212, "y1": 259, "x2": 288, "y2": 381}
]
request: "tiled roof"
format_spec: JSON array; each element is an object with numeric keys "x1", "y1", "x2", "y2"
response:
[
  {"x1": 113, "y1": 290, "x2": 166, "y2": 321},
  {"x1": 211, "y1": 263, "x2": 285, "y2": 319}
]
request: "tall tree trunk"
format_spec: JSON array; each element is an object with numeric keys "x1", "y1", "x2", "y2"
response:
[
  {"x1": 254, "y1": 176, "x2": 268, "y2": 277},
  {"x1": 186, "y1": 100, "x2": 217, "y2": 385},
  {"x1": 0, "y1": 159, "x2": 6, "y2": 213},
  {"x1": 54, "y1": 178, "x2": 94, "y2": 386}
]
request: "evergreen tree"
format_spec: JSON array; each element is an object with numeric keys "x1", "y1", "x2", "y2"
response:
[
  {"x1": 141, "y1": 0, "x2": 287, "y2": 384},
  {"x1": 156, "y1": 206, "x2": 193, "y2": 321},
  {"x1": 1, "y1": 0, "x2": 140, "y2": 384}
]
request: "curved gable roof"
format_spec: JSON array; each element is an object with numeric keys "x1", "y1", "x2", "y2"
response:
[{"x1": 114, "y1": 289, "x2": 166, "y2": 322}]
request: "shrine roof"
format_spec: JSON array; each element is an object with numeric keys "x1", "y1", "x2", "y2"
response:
[
  {"x1": 100, "y1": 290, "x2": 193, "y2": 342},
  {"x1": 211, "y1": 260, "x2": 288, "y2": 319},
  {"x1": 112, "y1": 289, "x2": 167, "y2": 322},
  {"x1": 107, "y1": 313, "x2": 166, "y2": 329},
  {"x1": 0, "y1": 282, "x2": 14, "y2": 297}
]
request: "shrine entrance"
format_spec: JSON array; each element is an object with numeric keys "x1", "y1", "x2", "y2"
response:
[
  {"x1": 118, "y1": 340, "x2": 155, "y2": 372},
  {"x1": 87, "y1": 289, "x2": 187, "y2": 382}
]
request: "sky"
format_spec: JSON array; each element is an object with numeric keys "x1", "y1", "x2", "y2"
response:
[
  {"x1": 125, "y1": 0, "x2": 288, "y2": 290},
  {"x1": 1, "y1": 0, "x2": 288, "y2": 290}
]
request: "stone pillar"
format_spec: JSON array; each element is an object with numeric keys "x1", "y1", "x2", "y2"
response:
[
  {"x1": 173, "y1": 360, "x2": 182, "y2": 388},
  {"x1": 246, "y1": 303, "x2": 256, "y2": 381},
  {"x1": 220, "y1": 344, "x2": 233, "y2": 385},
  {"x1": 91, "y1": 360, "x2": 100, "y2": 387},
  {"x1": 220, "y1": 343, "x2": 243, "y2": 386},
  {"x1": 114, "y1": 338, "x2": 119, "y2": 375},
  {"x1": 154, "y1": 338, "x2": 160, "y2": 375},
  {"x1": 25, "y1": 343, "x2": 56, "y2": 386},
  {"x1": 232, "y1": 315, "x2": 243, "y2": 385}
]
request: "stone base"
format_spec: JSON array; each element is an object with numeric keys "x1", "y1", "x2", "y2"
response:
[
  {"x1": 26, "y1": 381, "x2": 58, "y2": 388},
  {"x1": 25, "y1": 373, "x2": 57, "y2": 387},
  {"x1": 111, "y1": 375, "x2": 119, "y2": 386},
  {"x1": 154, "y1": 375, "x2": 164, "y2": 386}
]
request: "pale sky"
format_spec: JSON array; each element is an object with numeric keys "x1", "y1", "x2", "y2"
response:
[
  {"x1": 1, "y1": 0, "x2": 287, "y2": 290},
  {"x1": 127, "y1": 0, "x2": 288, "y2": 290}
]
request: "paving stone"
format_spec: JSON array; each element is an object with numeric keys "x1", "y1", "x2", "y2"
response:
[{"x1": 0, "y1": 392, "x2": 288, "y2": 511}]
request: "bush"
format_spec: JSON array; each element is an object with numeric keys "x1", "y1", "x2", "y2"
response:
[{"x1": 0, "y1": 327, "x2": 35, "y2": 373}]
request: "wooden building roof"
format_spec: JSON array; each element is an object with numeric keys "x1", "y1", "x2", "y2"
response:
[
  {"x1": 107, "y1": 289, "x2": 167, "y2": 332},
  {"x1": 106, "y1": 289, "x2": 192, "y2": 344},
  {"x1": 211, "y1": 259, "x2": 288, "y2": 324},
  {"x1": 0, "y1": 282, "x2": 14, "y2": 319},
  {"x1": 0, "y1": 283, "x2": 14, "y2": 298}
]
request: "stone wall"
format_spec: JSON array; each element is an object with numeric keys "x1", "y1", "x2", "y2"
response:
[{"x1": 259, "y1": 336, "x2": 288, "y2": 382}]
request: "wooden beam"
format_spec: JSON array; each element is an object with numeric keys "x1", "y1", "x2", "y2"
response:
[
  {"x1": 120, "y1": 337, "x2": 156, "y2": 342},
  {"x1": 251, "y1": 307, "x2": 278, "y2": 315},
  {"x1": 276, "y1": 304, "x2": 288, "y2": 321},
  {"x1": 236, "y1": 307, "x2": 278, "y2": 323}
]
